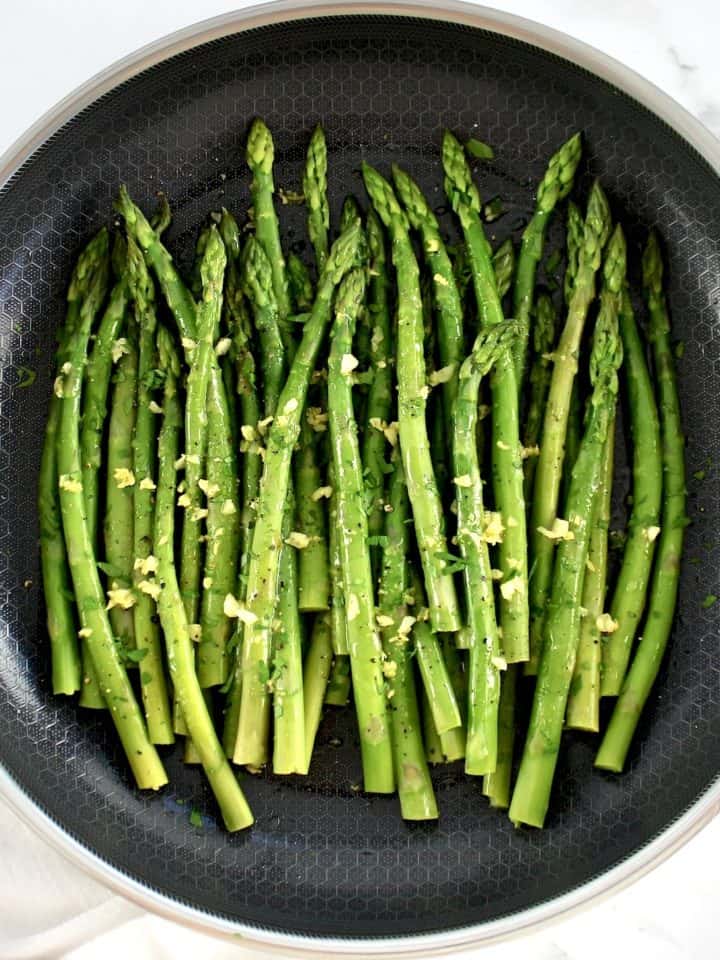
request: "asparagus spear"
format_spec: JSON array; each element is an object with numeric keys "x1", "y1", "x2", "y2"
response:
[
  {"x1": 512, "y1": 133, "x2": 582, "y2": 388},
  {"x1": 442, "y1": 130, "x2": 528, "y2": 663},
  {"x1": 482, "y1": 665, "x2": 517, "y2": 808},
  {"x1": 294, "y1": 419, "x2": 330, "y2": 612},
  {"x1": 303, "y1": 612, "x2": 333, "y2": 767},
  {"x1": 287, "y1": 253, "x2": 314, "y2": 312},
  {"x1": 391, "y1": 164, "x2": 464, "y2": 444},
  {"x1": 600, "y1": 288, "x2": 663, "y2": 696},
  {"x1": 325, "y1": 654, "x2": 351, "y2": 706},
  {"x1": 190, "y1": 223, "x2": 211, "y2": 301},
  {"x1": 523, "y1": 292, "x2": 556, "y2": 502},
  {"x1": 125, "y1": 237, "x2": 173, "y2": 743},
  {"x1": 566, "y1": 416, "x2": 615, "y2": 731},
  {"x1": 327, "y1": 267, "x2": 394, "y2": 792},
  {"x1": 180, "y1": 226, "x2": 226, "y2": 624},
  {"x1": 153, "y1": 327, "x2": 252, "y2": 828},
  {"x1": 303, "y1": 125, "x2": 330, "y2": 274},
  {"x1": 40, "y1": 237, "x2": 113, "y2": 697},
  {"x1": 272, "y1": 508, "x2": 306, "y2": 774},
  {"x1": 493, "y1": 238, "x2": 516, "y2": 302},
  {"x1": 527, "y1": 182, "x2": 611, "y2": 674},
  {"x1": 115, "y1": 186, "x2": 196, "y2": 342},
  {"x1": 219, "y1": 220, "x2": 263, "y2": 756},
  {"x1": 362, "y1": 163, "x2": 461, "y2": 633},
  {"x1": 197, "y1": 359, "x2": 241, "y2": 688},
  {"x1": 103, "y1": 301, "x2": 138, "y2": 653},
  {"x1": 56, "y1": 229, "x2": 167, "y2": 789},
  {"x1": 560, "y1": 203, "x2": 585, "y2": 508},
  {"x1": 438, "y1": 636, "x2": 467, "y2": 762},
  {"x1": 246, "y1": 118, "x2": 290, "y2": 320},
  {"x1": 596, "y1": 233, "x2": 686, "y2": 772},
  {"x1": 242, "y1": 237, "x2": 285, "y2": 415},
  {"x1": 233, "y1": 221, "x2": 361, "y2": 768},
  {"x1": 453, "y1": 323, "x2": 516, "y2": 775},
  {"x1": 81, "y1": 235, "x2": 129, "y2": 544},
  {"x1": 379, "y1": 450, "x2": 437, "y2": 819},
  {"x1": 361, "y1": 208, "x2": 393, "y2": 575},
  {"x1": 408, "y1": 570, "x2": 462, "y2": 735},
  {"x1": 509, "y1": 244, "x2": 623, "y2": 828},
  {"x1": 327, "y1": 462, "x2": 349, "y2": 656}
]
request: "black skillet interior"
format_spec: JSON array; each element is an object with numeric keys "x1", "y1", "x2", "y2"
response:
[{"x1": 0, "y1": 13, "x2": 719, "y2": 942}]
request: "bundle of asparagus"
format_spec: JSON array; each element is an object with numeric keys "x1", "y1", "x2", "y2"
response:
[{"x1": 39, "y1": 120, "x2": 685, "y2": 830}]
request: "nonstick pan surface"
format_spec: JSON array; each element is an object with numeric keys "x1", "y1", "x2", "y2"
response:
[{"x1": 0, "y1": 2, "x2": 719, "y2": 951}]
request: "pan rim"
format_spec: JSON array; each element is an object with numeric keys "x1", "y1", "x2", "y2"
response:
[{"x1": 1, "y1": 1, "x2": 719, "y2": 953}]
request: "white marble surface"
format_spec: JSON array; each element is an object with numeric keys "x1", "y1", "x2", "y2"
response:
[{"x1": 1, "y1": 1, "x2": 718, "y2": 957}]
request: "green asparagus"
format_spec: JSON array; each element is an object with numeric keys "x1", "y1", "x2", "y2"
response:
[
  {"x1": 443, "y1": 130, "x2": 528, "y2": 664},
  {"x1": 527, "y1": 182, "x2": 611, "y2": 674},
  {"x1": 362, "y1": 163, "x2": 461, "y2": 633},
  {"x1": 596, "y1": 233, "x2": 686, "y2": 771}
]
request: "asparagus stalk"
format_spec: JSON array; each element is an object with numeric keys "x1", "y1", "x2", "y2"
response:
[
  {"x1": 512, "y1": 133, "x2": 582, "y2": 387},
  {"x1": 600, "y1": 288, "x2": 663, "y2": 696},
  {"x1": 379, "y1": 450, "x2": 437, "y2": 819},
  {"x1": 81, "y1": 235, "x2": 129, "y2": 544},
  {"x1": 324, "y1": 654, "x2": 351, "y2": 706},
  {"x1": 303, "y1": 612, "x2": 333, "y2": 767},
  {"x1": 103, "y1": 302, "x2": 138, "y2": 652},
  {"x1": 56, "y1": 229, "x2": 167, "y2": 789},
  {"x1": 409, "y1": 570, "x2": 462, "y2": 735},
  {"x1": 154, "y1": 327, "x2": 252, "y2": 828},
  {"x1": 392, "y1": 164, "x2": 464, "y2": 445},
  {"x1": 493, "y1": 238, "x2": 516, "y2": 302},
  {"x1": 362, "y1": 163, "x2": 461, "y2": 633},
  {"x1": 596, "y1": 233, "x2": 686, "y2": 771},
  {"x1": 125, "y1": 237, "x2": 174, "y2": 743},
  {"x1": 272, "y1": 509, "x2": 306, "y2": 774},
  {"x1": 303, "y1": 125, "x2": 330, "y2": 274},
  {"x1": 328, "y1": 266, "x2": 394, "y2": 792},
  {"x1": 510, "y1": 238, "x2": 623, "y2": 828},
  {"x1": 438, "y1": 636, "x2": 467, "y2": 761},
  {"x1": 361, "y1": 208, "x2": 393, "y2": 576},
  {"x1": 233, "y1": 222, "x2": 361, "y2": 768},
  {"x1": 482, "y1": 665, "x2": 517, "y2": 808},
  {"x1": 180, "y1": 226, "x2": 226, "y2": 624},
  {"x1": 293, "y1": 421, "x2": 330, "y2": 612},
  {"x1": 523, "y1": 292, "x2": 556, "y2": 502},
  {"x1": 115, "y1": 186, "x2": 196, "y2": 342},
  {"x1": 566, "y1": 416, "x2": 615, "y2": 731},
  {"x1": 247, "y1": 118, "x2": 290, "y2": 320},
  {"x1": 443, "y1": 130, "x2": 528, "y2": 664},
  {"x1": 198, "y1": 360, "x2": 241, "y2": 688},
  {"x1": 219, "y1": 223, "x2": 263, "y2": 755},
  {"x1": 288, "y1": 253, "x2": 314, "y2": 312},
  {"x1": 453, "y1": 323, "x2": 516, "y2": 775},
  {"x1": 327, "y1": 462, "x2": 349, "y2": 656},
  {"x1": 560, "y1": 203, "x2": 585, "y2": 508},
  {"x1": 527, "y1": 182, "x2": 611, "y2": 674},
  {"x1": 242, "y1": 237, "x2": 285, "y2": 415},
  {"x1": 40, "y1": 237, "x2": 113, "y2": 697}
]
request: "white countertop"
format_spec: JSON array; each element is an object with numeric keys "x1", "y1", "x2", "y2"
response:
[{"x1": 1, "y1": 1, "x2": 718, "y2": 958}]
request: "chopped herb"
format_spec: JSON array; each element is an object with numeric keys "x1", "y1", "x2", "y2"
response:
[
  {"x1": 434, "y1": 550, "x2": 467, "y2": 575},
  {"x1": 189, "y1": 807, "x2": 203, "y2": 828},
  {"x1": 125, "y1": 647, "x2": 148, "y2": 663},
  {"x1": 465, "y1": 138, "x2": 494, "y2": 161},
  {"x1": 257, "y1": 661, "x2": 270, "y2": 685},
  {"x1": 97, "y1": 561, "x2": 125, "y2": 579},
  {"x1": 141, "y1": 671, "x2": 153, "y2": 685},
  {"x1": 674, "y1": 340, "x2": 685, "y2": 359},
  {"x1": 17, "y1": 366, "x2": 37, "y2": 388},
  {"x1": 702, "y1": 594, "x2": 717, "y2": 609},
  {"x1": 483, "y1": 197, "x2": 504, "y2": 222},
  {"x1": 693, "y1": 470, "x2": 706, "y2": 481}
]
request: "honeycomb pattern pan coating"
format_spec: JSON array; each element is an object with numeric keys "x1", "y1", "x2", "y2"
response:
[{"x1": 0, "y1": 11, "x2": 719, "y2": 944}]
